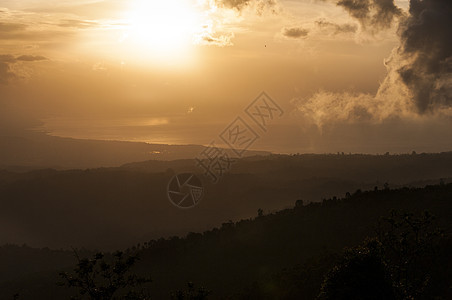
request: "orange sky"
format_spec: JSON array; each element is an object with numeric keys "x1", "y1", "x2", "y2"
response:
[{"x1": 1, "y1": 0, "x2": 451, "y2": 154}]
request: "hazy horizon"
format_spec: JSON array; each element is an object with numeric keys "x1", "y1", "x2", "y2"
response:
[{"x1": 1, "y1": 0, "x2": 451, "y2": 155}]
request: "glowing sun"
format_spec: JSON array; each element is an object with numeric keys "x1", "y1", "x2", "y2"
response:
[{"x1": 123, "y1": 0, "x2": 205, "y2": 61}]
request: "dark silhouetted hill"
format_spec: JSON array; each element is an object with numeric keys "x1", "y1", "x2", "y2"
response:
[
  {"x1": 0, "y1": 183, "x2": 450, "y2": 299},
  {"x1": 0, "y1": 152, "x2": 452, "y2": 250}
]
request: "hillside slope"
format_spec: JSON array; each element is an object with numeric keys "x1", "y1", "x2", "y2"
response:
[{"x1": 0, "y1": 183, "x2": 450, "y2": 299}]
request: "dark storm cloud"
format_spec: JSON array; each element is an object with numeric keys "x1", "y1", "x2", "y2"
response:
[
  {"x1": 332, "y1": 0, "x2": 451, "y2": 112},
  {"x1": 336, "y1": 0, "x2": 402, "y2": 30},
  {"x1": 282, "y1": 27, "x2": 309, "y2": 38},
  {"x1": 295, "y1": 0, "x2": 451, "y2": 127},
  {"x1": 397, "y1": 0, "x2": 452, "y2": 112},
  {"x1": 315, "y1": 19, "x2": 358, "y2": 34}
]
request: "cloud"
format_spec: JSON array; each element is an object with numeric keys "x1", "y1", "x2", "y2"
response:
[
  {"x1": 217, "y1": 0, "x2": 252, "y2": 10},
  {"x1": 217, "y1": 0, "x2": 273, "y2": 10},
  {"x1": 0, "y1": 61, "x2": 16, "y2": 84},
  {"x1": 397, "y1": 0, "x2": 452, "y2": 112},
  {"x1": 336, "y1": 0, "x2": 403, "y2": 32},
  {"x1": 0, "y1": 54, "x2": 17, "y2": 63},
  {"x1": 16, "y1": 55, "x2": 48, "y2": 62},
  {"x1": 292, "y1": 55, "x2": 415, "y2": 128},
  {"x1": 294, "y1": 0, "x2": 452, "y2": 127},
  {"x1": 0, "y1": 54, "x2": 48, "y2": 63},
  {"x1": 315, "y1": 19, "x2": 358, "y2": 35},
  {"x1": 0, "y1": 8, "x2": 88, "y2": 43},
  {"x1": 58, "y1": 19, "x2": 98, "y2": 29},
  {"x1": 194, "y1": 32, "x2": 235, "y2": 47},
  {"x1": 0, "y1": 22, "x2": 30, "y2": 40},
  {"x1": 191, "y1": 6, "x2": 237, "y2": 48},
  {"x1": 0, "y1": 24, "x2": 73, "y2": 41},
  {"x1": 282, "y1": 27, "x2": 309, "y2": 38},
  {"x1": 292, "y1": 86, "x2": 413, "y2": 129},
  {"x1": 215, "y1": 0, "x2": 278, "y2": 14},
  {"x1": 0, "y1": 54, "x2": 48, "y2": 84},
  {"x1": 0, "y1": 22, "x2": 27, "y2": 32},
  {"x1": 0, "y1": 55, "x2": 17, "y2": 84}
]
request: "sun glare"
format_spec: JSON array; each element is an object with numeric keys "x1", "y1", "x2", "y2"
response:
[{"x1": 122, "y1": 0, "x2": 205, "y2": 63}]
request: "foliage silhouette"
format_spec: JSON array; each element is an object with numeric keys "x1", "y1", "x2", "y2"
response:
[
  {"x1": 58, "y1": 251, "x2": 151, "y2": 300},
  {"x1": 319, "y1": 242, "x2": 395, "y2": 300},
  {"x1": 319, "y1": 211, "x2": 451, "y2": 300},
  {"x1": 0, "y1": 183, "x2": 451, "y2": 299},
  {"x1": 170, "y1": 282, "x2": 211, "y2": 300}
]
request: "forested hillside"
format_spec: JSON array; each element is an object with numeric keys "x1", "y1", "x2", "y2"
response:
[
  {"x1": 0, "y1": 183, "x2": 450, "y2": 299},
  {"x1": 1, "y1": 153, "x2": 451, "y2": 249}
]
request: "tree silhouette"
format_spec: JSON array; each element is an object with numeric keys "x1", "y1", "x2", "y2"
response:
[
  {"x1": 171, "y1": 282, "x2": 210, "y2": 300},
  {"x1": 376, "y1": 211, "x2": 447, "y2": 299},
  {"x1": 318, "y1": 240, "x2": 395, "y2": 300},
  {"x1": 59, "y1": 251, "x2": 151, "y2": 300},
  {"x1": 319, "y1": 211, "x2": 450, "y2": 300}
]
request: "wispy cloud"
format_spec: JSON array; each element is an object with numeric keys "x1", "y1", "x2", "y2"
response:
[
  {"x1": 315, "y1": 19, "x2": 358, "y2": 35},
  {"x1": 282, "y1": 26, "x2": 309, "y2": 38},
  {"x1": 195, "y1": 32, "x2": 235, "y2": 47},
  {"x1": 0, "y1": 54, "x2": 48, "y2": 84},
  {"x1": 215, "y1": 0, "x2": 278, "y2": 14},
  {"x1": 57, "y1": 19, "x2": 99, "y2": 28}
]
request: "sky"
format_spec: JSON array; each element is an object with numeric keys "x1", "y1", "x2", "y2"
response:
[{"x1": 0, "y1": 0, "x2": 451, "y2": 154}]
